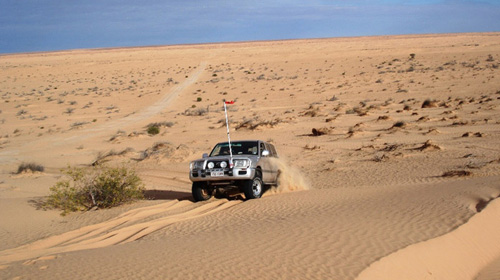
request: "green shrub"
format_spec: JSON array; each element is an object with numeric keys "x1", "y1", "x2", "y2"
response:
[
  {"x1": 147, "y1": 125, "x2": 160, "y2": 135},
  {"x1": 45, "y1": 165, "x2": 144, "y2": 215}
]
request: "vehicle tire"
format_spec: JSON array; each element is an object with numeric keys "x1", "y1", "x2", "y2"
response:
[
  {"x1": 192, "y1": 182, "x2": 213, "y2": 202},
  {"x1": 242, "y1": 170, "x2": 263, "y2": 200}
]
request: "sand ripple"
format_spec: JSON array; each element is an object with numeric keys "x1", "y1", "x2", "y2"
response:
[{"x1": 0, "y1": 199, "x2": 241, "y2": 265}]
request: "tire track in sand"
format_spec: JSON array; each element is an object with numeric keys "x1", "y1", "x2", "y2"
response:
[
  {"x1": 0, "y1": 199, "x2": 241, "y2": 265},
  {"x1": 0, "y1": 62, "x2": 207, "y2": 164}
]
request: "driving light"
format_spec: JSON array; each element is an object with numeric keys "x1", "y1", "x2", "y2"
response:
[
  {"x1": 207, "y1": 162, "x2": 215, "y2": 169},
  {"x1": 220, "y1": 161, "x2": 227, "y2": 168}
]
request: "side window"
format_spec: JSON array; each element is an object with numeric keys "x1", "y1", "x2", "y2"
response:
[
  {"x1": 263, "y1": 143, "x2": 269, "y2": 156},
  {"x1": 269, "y1": 144, "x2": 278, "y2": 157},
  {"x1": 262, "y1": 143, "x2": 277, "y2": 157},
  {"x1": 259, "y1": 142, "x2": 266, "y2": 155}
]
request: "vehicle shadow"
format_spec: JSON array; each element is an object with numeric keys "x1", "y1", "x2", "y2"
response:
[
  {"x1": 144, "y1": 187, "x2": 275, "y2": 203},
  {"x1": 143, "y1": 190, "x2": 194, "y2": 202}
]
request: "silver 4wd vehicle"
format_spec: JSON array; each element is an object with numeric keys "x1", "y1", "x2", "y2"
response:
[{"x1": 189, "y1": 140, "x2": 279, "y2": 201}]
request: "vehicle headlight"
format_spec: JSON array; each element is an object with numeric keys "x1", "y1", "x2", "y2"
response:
[
  {"x1": 207, "y1": 162, "x2": 215, "y2": 169},
  {"x1": 191, "y1": 161, "x2": 204, "y2": 171},
  {"x1": 220, "y1": 161, "x2": 227, "y2": 168},
  {"x1": 233, "y1": 159, "x2": 249, "y2": 168}
]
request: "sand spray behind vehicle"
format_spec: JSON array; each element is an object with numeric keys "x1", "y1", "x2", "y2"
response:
[
  {"x1": 267, "y1": 157, "x2": 311, "y2": 194},
  {"x1": 223, "y1": 100, "x2": 309, "y2": 193}
]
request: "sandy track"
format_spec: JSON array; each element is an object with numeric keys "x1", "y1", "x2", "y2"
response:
[
  {"x1": 0, "y1": 198, "x2": 240, "y2": 265},
  {"x1": 0, "y1": 61, "x2": 206, "y2": 165}
]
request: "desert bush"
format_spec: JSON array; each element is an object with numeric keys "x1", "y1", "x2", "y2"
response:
[
  {"x1": 183, "y1": 107, "x2": 208, "y2": 116},
  {"x1": 17, "y1": 162, "x2": 44, "y2": 174},
  {"x1": 147, "y1": 125, "x2": 160, "y2": 135},
  {"x1": 45, "y1": 165, "x2": 144, "y2": 215},
  {"x1": 147, "y1": 121, "x2": 174, "y2": 128}
]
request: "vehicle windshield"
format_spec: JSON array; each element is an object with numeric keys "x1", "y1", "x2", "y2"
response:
[{"x1": 209, "y1": 141, "x2": 258, "y2": 157}]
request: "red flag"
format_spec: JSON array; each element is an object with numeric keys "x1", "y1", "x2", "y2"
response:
[{"x1": 225, "y1": 100, "x2": 235, "y2": 105}]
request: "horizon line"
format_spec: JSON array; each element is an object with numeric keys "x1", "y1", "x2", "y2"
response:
[{"x1": 2, "y1": 31, "x2": 499, "y2": 57}]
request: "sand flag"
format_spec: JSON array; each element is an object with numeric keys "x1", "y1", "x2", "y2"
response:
[{"x1": 223, "y1": 100, "x2": 235, "y2": 167}]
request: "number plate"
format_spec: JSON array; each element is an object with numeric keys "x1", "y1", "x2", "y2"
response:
[{"x1": 211, "y1": 171, "x2": 224, "y2": 177}]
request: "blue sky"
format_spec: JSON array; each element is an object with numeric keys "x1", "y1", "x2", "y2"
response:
[{"x1": 0, "y1": 0, "x2": 499, "y2": 54}]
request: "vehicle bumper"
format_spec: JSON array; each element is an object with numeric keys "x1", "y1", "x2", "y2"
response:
[{"x1": 190, "y1": 168, "x2": 256, "y2": 183}]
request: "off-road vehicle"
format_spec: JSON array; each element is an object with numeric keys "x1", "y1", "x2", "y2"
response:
[{"x1": 189, "y1": 140, "x2": 279, "y2": 201}]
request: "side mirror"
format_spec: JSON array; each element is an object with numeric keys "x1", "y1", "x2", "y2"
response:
[
  {"x1": 202, "y1": 153, "x2": 208, "y2": 158},
  {"x1": 262, "y1": 150, "x2": 270, "y2": 157}
]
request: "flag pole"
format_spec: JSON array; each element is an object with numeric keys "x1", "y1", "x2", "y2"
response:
[{"x1": 224, "y1": 100, "x2": 234, "y2": 168}]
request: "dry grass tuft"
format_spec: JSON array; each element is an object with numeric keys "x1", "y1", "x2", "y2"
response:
[
  {"x1": 416, "y1": 140, "x2": 441, "y2": 151},
  {"x1": 92, "y1": 148, "x2": 135, "y2": 166},
  {"x1": 441, "y1": 170, "x2": 471, "y2": 177},
  {"x1": 390, "y1": 121, "x2": 407, "y2": 129},
  {"x1": 373, "y1": 153, "x2": 390, "y2": 162},
  {"x1": 303, "y1": 144, "x2": 320, "y2": 150},
  {"x1": 417, "y1": 116, "x2": 430, "y2": 122},
  {"x1": 301, "y1": 106, "x2": 323, "y2": 117},
  {"x1": 312, "y1": 127, "x2": 333, "y2": 136},
  {"x1": 421, "y1": 99, "x2": 439, "y2": 108},
  {"x1": 424, "y1": 128, "x2": 440, "y2": 135},
  {"x1": 235, "y1": 118, "x2": 284, "y2": 130},
  {"x1": 462, "y1": 132, "x2": 484, "y2": 137}
]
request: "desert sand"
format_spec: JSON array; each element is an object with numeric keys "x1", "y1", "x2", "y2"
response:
[{"x1": 0, "y1": 33, "x2": 499, "y2": 279}]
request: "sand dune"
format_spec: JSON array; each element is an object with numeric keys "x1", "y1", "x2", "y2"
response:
[
  {"x1": 357, "y1": 199, "x2": 500, "y2": 280},
  {"x1": 1, "y1": 33, "x2": 499, "y2": 279}
]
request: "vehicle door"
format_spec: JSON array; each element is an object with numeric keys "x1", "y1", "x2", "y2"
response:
[
  {"x1": 266, "y1": 143, "x2": 279, "y2": 182},
  {"x1": 259, "y1": 142, "x2": 272, "y2": 183}
]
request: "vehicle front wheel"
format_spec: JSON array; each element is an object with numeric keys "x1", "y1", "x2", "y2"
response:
[
  {"x1": 242, "y1": 170, "x2": 263, "y2": 200},
  {"x1": 192, "y1": 182, "x2": 213, "y2": 202}
]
